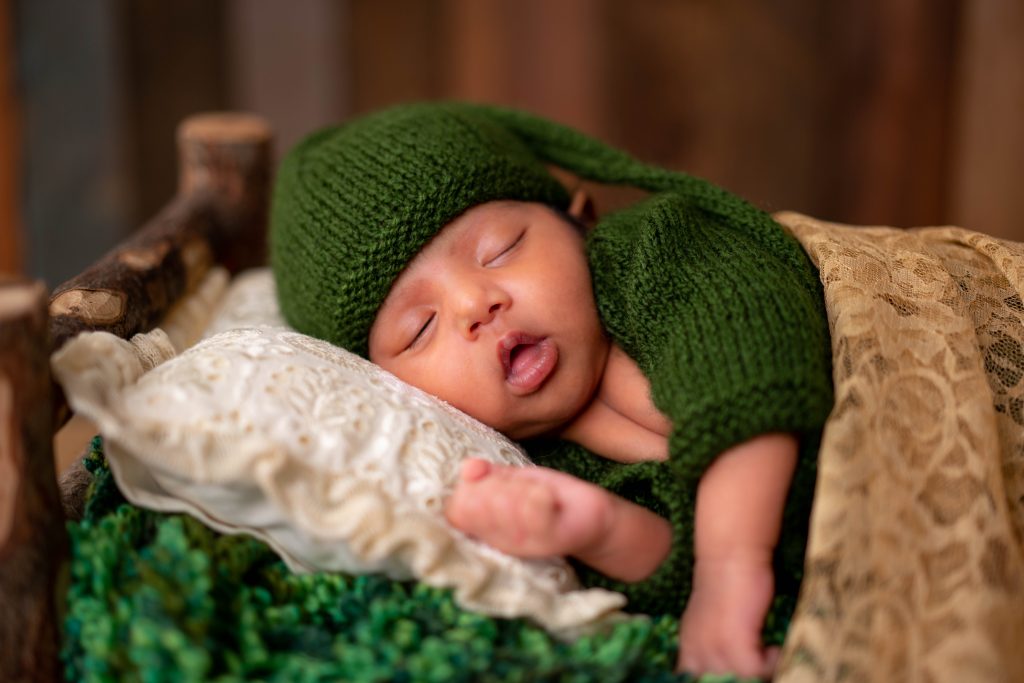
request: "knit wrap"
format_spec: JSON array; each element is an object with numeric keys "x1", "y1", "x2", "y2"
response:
[
  {"x1": 526, "y1": 191, "x2": 834, "y2": 614},
  {"x1": 270, "y1": 101, "x2": 785, "y2": 357}
]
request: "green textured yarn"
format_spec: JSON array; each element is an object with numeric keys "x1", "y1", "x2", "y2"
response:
[
  {"x1": 521, "y1": 189, "x2": 834, "y2": 615},
  {"x1": 270, "y1": 101, "x2": 833, "y2": 626},
  {"x1": 64, "y1": 437, "x2": 780, "y2": 682},
  {"x1": 271, "y1": 102, "x2": 569, "y2": 358},
  {"x1": 270, "y1": 101, "x2": 797, "y2": 359}
]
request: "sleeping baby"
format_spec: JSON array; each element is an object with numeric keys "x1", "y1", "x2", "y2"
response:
[{"x1": 269, "y1": 102, "x2": 834, "y2": 679}]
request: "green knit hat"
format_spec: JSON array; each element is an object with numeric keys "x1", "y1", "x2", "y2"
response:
[{"x1": 270, "y1": 101, "x2": 779, "y2": 357}]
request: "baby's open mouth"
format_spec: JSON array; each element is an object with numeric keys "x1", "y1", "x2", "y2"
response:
[{"x1": 499, "y1": 332, "x2": 558, "y2": 395}]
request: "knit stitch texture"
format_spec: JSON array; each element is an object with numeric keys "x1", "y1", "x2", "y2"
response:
[
  {"x1": 270, "y1": 101, "x2": 805, "y2": 359},
  {"x1": 271, "y1": 103, "x2": 569, "y2": 357},
  {"x1": 269, "y1": 100, "x2": 835, "y2": 621},
  {"x1": 526, "y1": 192, "x2": 834, "y2": 616}
]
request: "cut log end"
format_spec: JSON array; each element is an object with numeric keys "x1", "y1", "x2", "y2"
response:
[
  {"x1": 0, "y1": 281, "x2": 47, "y2": 318},
  {"x1": 49, "y1": 288, "x2": 127, "y2": 324},
  {"x1": 178, "y1": 112, "x2": 272, "y2": 147}
]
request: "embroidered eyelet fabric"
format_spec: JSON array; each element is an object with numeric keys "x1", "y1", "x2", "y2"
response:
[{"x1": 51, "y1": 269, "x2": 626, "y2": 635}]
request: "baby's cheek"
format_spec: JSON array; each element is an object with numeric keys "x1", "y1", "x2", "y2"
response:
[
  {"x1": 379, "y1": 359, "x2": 471, "y2": 414},
  {"x1": 424, "y1": 367, "x2": 504, "y2": 427},
  {"x1": 450, "y1": 394, "x2": 506, "y2": 431}
]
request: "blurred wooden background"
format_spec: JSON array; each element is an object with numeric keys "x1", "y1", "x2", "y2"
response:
[
  {"x1": 2, "y1": 0, "x2": 1024, "y2": 286},
  {"x1": 2, "y1": 0, "x2": 1022, "y2": 472}
]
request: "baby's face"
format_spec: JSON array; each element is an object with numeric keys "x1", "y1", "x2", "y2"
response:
[{"x1": 369, "y1": 200, "x2": 608, "y2": 439}]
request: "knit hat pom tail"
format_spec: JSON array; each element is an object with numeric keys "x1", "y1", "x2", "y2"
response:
[{"x1": 269, "y1": 101, "x2": 783, "y2": 357}]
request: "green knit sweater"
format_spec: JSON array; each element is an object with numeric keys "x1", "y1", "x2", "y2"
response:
[{"x1": 525, "y1": 192, "x2": 835, "y2": 617}]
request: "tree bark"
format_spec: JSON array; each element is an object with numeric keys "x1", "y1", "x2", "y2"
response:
[
  {"x1": 48, "y1": 195, "x2": 219, "y2": 353},
  {"x1": 0, "y1": 278, "x2": 64, "y2": 683},
  {"x1": 177, "y1": 111, "x2": 272, "y2": 272}
]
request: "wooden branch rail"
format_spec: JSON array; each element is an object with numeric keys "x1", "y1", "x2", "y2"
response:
[
  {"x1": 0, "y1": 112, "x2": 273, "y2": 682},
  {"x1": 50, "y1": 113, "x2": 272, "y2": 353}
]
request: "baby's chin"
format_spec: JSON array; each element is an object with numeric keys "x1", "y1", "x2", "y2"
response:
[
  {"x1": 500, "y1": 418, "x2": 566, "y2": 442},
  {"x1": 506, "y1": 380, "x2": 605, "y2": 441},
  {"x1": 503, "y1": 417, "x2": 569, "y2": 444},
  {"x1": 490, "y1": 396, "x2": 594, "y2": 441}
]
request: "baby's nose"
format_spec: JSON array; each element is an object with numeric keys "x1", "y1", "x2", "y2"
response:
[
  {"x1": 453, "y1": 278, "x2": 507, "y2": 335},
  {"x1": 467, "y1": 302, "x2": 502, "y2": 334}
]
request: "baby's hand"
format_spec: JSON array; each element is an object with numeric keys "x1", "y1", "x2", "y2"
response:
[
  {"x1": 444, "y1": 458, "x2": 612, "y2": 558},
  {"x1": 677, "y1": 553, "x2": 779, "y2": 680}
]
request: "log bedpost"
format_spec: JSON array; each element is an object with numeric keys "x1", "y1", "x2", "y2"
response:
[
  {"x1": 177, "y1": 112, "x2": 273, "y2": 273},
  {"x1": 0, "y1": 279, "x2": 64, "y2": 683}
]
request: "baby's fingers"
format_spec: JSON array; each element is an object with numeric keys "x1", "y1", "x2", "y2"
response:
[
  {"x1": 444, "y1": 473, "x2": 501, "y2": 530},
  {"x1": 677, "y1": 645, "x2": 772, "y2": 681},
  {"x1": 677, "y1": 623, "x2": 776, "y2": 680},
  {"x1": 458, "y1": 457, "x2": 492, "y2": 482},
  {"x1": 762, "y1": 645, "x2": 781, "y2": 679},
  {"x1": 444, "y1": 467, "x2": 559, "y2": 553}
]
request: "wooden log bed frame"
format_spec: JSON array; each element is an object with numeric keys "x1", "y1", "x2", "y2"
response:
[
  {"x1": 0, "y1": 113, "x2": 273, "y2": 682},
  {"x1": 9, "y1": 108, "x2": 1024, "y2": 683}
]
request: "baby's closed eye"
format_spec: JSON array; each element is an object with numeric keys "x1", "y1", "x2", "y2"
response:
[
  {"x1": 406, "y1": 313, "x2": 435, "y2": 350},
  {"x1": 483, "y1": 229, "x2": 525, "y2": 266}
]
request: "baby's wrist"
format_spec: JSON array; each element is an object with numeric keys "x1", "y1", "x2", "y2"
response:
[
  {"x1": 574, "y1": 493, "x2": 672, "y2": 583},
  {"x1": 694, "y1": 543, "x2": 774, "y2": 568},
  {"x1": 690, "y1": 549, "x2": 776, "y2": 607},
  {"x1": 569, "y1": 489, "x2": 617, "y2": 559}
]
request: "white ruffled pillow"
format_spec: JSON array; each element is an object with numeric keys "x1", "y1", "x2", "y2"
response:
[{"x1": 51, "y1": 269, "x2": 625, "y2": 634}]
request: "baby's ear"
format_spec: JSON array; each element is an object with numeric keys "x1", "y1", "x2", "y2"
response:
[{"x1": 567, "y1": 188, "x2": 598, "y2": 228}]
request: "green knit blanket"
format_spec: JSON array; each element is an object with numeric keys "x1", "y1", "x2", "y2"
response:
[{"x1": 64, "y1": 438, "x2": 774, "y2": 682}]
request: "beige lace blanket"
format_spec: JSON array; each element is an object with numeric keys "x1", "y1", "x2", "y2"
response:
[{"x1": 774, "y1": 212, "x2": 1024, "y2": 683}]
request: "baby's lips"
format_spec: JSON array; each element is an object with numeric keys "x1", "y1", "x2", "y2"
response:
[{"x1": 497, "y1": 330, "x2": 545, "y2": 377}]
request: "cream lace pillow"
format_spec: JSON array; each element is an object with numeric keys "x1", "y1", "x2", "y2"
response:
[{"x1": 51, "y1": 271, "x2": 625, "y2": 635}]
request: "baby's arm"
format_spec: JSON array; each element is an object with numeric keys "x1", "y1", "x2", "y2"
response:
[
  {"x1": 561, "y1": 343, "x2": 798, "y2": 677},
  {"x1": 678, "y1": 432, "x2": 798, "y2": 679},
  {"x1": 445, "y1": 458, "x2": 671, "y2": 582}
]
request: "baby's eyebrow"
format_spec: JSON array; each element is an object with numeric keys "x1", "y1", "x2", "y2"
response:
[
  {"x1": 385, "y1": 276, "x2": 429, "y2": 317},
  {"x1": 382, "y1": 286, "x2": 414, "y2": 318},
  {"x1": 448, "y1": 224, "x2": 481, "y2": 255}
]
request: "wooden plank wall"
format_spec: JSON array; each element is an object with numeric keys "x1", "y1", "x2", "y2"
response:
[
  {"x1": 6, "y1": 0, "x2": 1024, "y2": 288},
  {"x1": 804, "y1": 1, "x2": 960, "y2": 228},
  {"x1": 121, "y1": 0, "x2": 229, "y2": 225},
  {"x1": 346, "y1": 0, "x2": 1022, "y2": 238},
  {"x1": 0, "y1": 0, "x2": 19, "y2": 276},
  {"x1": 224, "y1": 0, "x2": 348, "y2": 156},
  {"x1": 16, "y1": 0, "x2": 136, "y2": 287},
  {"x1": 603, "y1": 0, "x2": 959, "y2": 228},
  {"x1": 951, "y1": 0, "x2": 1024, "y2": 239}
]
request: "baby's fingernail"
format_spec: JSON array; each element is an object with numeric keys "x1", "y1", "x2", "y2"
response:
[{"x1": 461, "y1": 458, "x2": 491, "y2": 481}]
